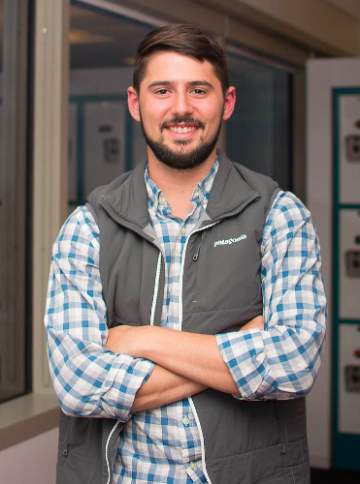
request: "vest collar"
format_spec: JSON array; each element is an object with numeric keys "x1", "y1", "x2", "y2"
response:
[
  {"x1": 101, "y1": 158, "x2": 150, "y2": 229},
  {"x1": 100, "y1": 149, "x2": 260, "y2": 230},
  {"x1": 205, "y1": 149, "x2": 260, "y2": 221}
]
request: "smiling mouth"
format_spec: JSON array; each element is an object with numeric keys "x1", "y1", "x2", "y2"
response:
[
  {"x1": 162, "y1": 118, "x2": 205, "y2": 136},
  {"x1": 166, "y1": 125, "x2": 198, "y2": 134}
]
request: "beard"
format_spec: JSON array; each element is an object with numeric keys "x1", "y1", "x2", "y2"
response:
[{"x1": 139, "y1": 112, "x2": 223, "y2": 170}]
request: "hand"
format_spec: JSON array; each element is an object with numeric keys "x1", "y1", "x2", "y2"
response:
[
  {"x1": 105, "y1": 324, "x2": 144, "y2": 356},
  {"x1": 240, "y1": 315, "x2": 264, "y2": 331}
]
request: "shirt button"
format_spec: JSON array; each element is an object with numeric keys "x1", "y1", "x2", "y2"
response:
[
  {"x1": 159, "y1": 194, "x2": 166, "y2": 205},
  {"x1": 180, "y1": 226, "x2": 186, "y2": 235},
  {"x1": 182, "y1": 416, "x2": 189, "y2": 426},
  {"x1": 189, "y1": 461, "x2": 196, "y2": 470}
]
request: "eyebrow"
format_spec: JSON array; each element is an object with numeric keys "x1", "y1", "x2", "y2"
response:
[{"x1": 147, "y1": 80, "x2": 214, "y2": 89}]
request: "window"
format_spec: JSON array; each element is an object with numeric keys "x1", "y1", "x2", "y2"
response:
[
  {"x1": 0, "y1": 0, "x2": 31, "y2": 403},
  {"x1": 226, "y1": 50, "x2": 293, "y2": 191},
  {"x1": 69, "y1": 1, "x2": 157, "y2": 210}
]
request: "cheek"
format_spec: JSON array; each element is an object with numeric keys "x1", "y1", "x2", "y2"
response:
[
  {"x1": 141, "y1": 98, "x2": 168, "y2": 117},
  {"x1": 144, "y1": 110, "x2": 167, "y2": 132},
  {"x1": 202, "y1": 113, "x2": 222, "y2": 132},
  {"x1": 197, "y1": 103, "x2": 223, "y2": 126},
  {"x1": 141, "y1": 115, "x2": 160, "y2": 136}
]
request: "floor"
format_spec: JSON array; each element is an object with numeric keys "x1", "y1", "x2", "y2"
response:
[{"x1": 311, "y1": 468, "x2": 360, "y2": 483}]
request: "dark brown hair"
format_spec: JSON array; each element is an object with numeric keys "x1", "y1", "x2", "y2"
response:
[{"x1": 133, "y1": 24, "x2": 229, "y2": 95}]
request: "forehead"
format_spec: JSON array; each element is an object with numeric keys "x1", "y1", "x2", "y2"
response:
[{"x1": 141, "y1": 51, "x2": 219, "y2": 86}]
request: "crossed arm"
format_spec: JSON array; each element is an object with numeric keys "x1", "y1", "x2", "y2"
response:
[
  {"x1": 45, "y1": 193, "x2": 326, "y2": 422},
  {"x1": 106, "y1": 316, "x2": 264, "y2": 412}
]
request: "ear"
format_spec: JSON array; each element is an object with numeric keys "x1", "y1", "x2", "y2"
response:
[
  {"x1": 222, "y1": 86, "x2": 236, "y2": 121},
  {"x1": 128, "y1": 86, "x2": 141, "y2": 122}
]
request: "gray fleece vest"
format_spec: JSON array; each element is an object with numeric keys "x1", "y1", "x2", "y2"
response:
[{"x1": 56, "y1": 150, "x2": 310, "y2": 484}]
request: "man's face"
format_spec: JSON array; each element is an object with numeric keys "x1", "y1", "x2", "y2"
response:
[{"x1": 128, "y1": 52, "x2": 235, "y2": 170}]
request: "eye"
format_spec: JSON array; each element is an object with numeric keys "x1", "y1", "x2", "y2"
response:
[
  {"x1": 191, "y1": 88, "x2": 206, "y2": 95},
  {"x1": 156, "y1": 88, "x2": 170, "y2": 96}
]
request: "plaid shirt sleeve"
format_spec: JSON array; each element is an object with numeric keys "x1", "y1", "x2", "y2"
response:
[
  {"x1": 44, "y1": 206, "x2": 155, "y2": 421},
  {"x1": 215, "y1": 191, "x2": 327, "y2": 400}
]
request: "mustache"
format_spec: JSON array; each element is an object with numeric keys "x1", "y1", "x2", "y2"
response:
[{"x1": 160, "y1": 117, "x2": 205, "y2": 130}]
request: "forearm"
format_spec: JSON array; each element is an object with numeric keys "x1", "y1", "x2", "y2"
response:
[
  {"x1": 107, "y1": 317, "x2": 264, "y2": 396},
  {"x1": 216, "y1": 313, "x2": 326, "y2": 400},
  {"x1": 107, "y1": 327, "x2": 240, "y2": 394},
  {"x1": 140, "y1": 328, "x2": 240, "y2": 394},
  {"x1": 47, "y1": 327, "x2": 155, "y2": 420},
  {"x1": 132, "y1": 364, "x2": 206, "y2": 412}
]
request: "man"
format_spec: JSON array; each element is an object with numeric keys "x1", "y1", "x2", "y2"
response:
[{"x1": 45, "y1": 24, "x2": 326, "y2": 484}]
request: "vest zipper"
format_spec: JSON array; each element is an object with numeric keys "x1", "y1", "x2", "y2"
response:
[
  {"x1": 179, "y1": 221, "x2": 219, "y2": 484},
  {"x1": 106, "y1": 420, "x2": 122, "y2": 484},
  {"x1": 192, "y1": 232, "x2": 204, "y2": 262},
  {"x1": 193, "y1": 232, "x2": 204, "y2": 303},
  {"x1": 150, "y1": 252, "x2": 162, "y2": 326}
]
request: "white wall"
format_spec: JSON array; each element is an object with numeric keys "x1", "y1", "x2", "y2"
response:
[
  {"x1": 306, "y1": 57, "x2": 360, "y2": 469},
  {"x1": 0, "y1": 428, "x2": 58, "y2": 484}
]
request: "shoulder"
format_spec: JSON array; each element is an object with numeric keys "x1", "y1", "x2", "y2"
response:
[
  {"x1": 87, "y1": 159, "x2": 148, "y2": 216},
  {"x1": 53, "y1": 205, "x2": 100, "y2": 254},
  {"x1": 266, "y1": 191, "x2": 311, "y2": 225},
  {"x1": 262, "y1": 190, "x2": 317, "y2": 247},
  {"x1": 87, "y1": 171, "x2": 133, "y2": 215}
]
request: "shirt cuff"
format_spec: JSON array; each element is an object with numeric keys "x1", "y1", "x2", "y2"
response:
[
  {"x1": 100, "y1": 355, "x2": 155, "y2": 422},
  {"x1": 216, "y1": 330, "x2": 266, "y2": 400}
]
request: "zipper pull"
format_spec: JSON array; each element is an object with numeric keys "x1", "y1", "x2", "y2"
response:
[{"x1": 193, "y1": 233, "x2": 204, "y2": 261}]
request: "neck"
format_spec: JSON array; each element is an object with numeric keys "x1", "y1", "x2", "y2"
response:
[{"x1": 147, "y1": 148, "x2": 217, "y2": 219}]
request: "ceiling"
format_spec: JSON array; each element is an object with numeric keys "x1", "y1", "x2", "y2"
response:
[
  {"x1": 1, "y1": 1, "x2": 360, "y2": 73},
  {"x1": 69, "y1": 5, "x2": 153, "y2": 69},
  {"x1": 325, "y1": 0, "x2": 360, "y2": 22},
  {"x1": 0, "y1": 2, "x2": 153, "y2": 73}
]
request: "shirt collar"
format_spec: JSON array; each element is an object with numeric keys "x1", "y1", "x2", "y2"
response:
[{"x1": 145, "y1": 156, "x2": 219, "y2": 214}]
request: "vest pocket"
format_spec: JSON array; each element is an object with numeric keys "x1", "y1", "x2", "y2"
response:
[
  {"x1": 205, "y1": 445, "x2": 287, "y2": 484},
  {"x1": 193, "y1": 390, "x2": 280, "y2": 462},
  {"x1": 191, "y1": 229, "x2": 262, "y2": 312},
  {"x1": 59, "y1": 450, "x2": 102, "y2": 484}
]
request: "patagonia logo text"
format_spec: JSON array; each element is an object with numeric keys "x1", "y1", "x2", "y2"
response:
[{"x1": 214, "y1": 235, "x2": 247, "y2": 248}]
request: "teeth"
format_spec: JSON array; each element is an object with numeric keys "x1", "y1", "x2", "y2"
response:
[{"x1": 168, "y1": 126, "x2": 197, "y2": 134}]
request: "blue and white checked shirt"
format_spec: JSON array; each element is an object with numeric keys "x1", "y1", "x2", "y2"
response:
[{"x1": 45, "y1": 158, "x2": 326, "y2": 484}]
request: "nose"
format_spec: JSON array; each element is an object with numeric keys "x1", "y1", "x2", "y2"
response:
[{"x1": 171, "y1": 91, "x2": 194, "y2": 117}]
